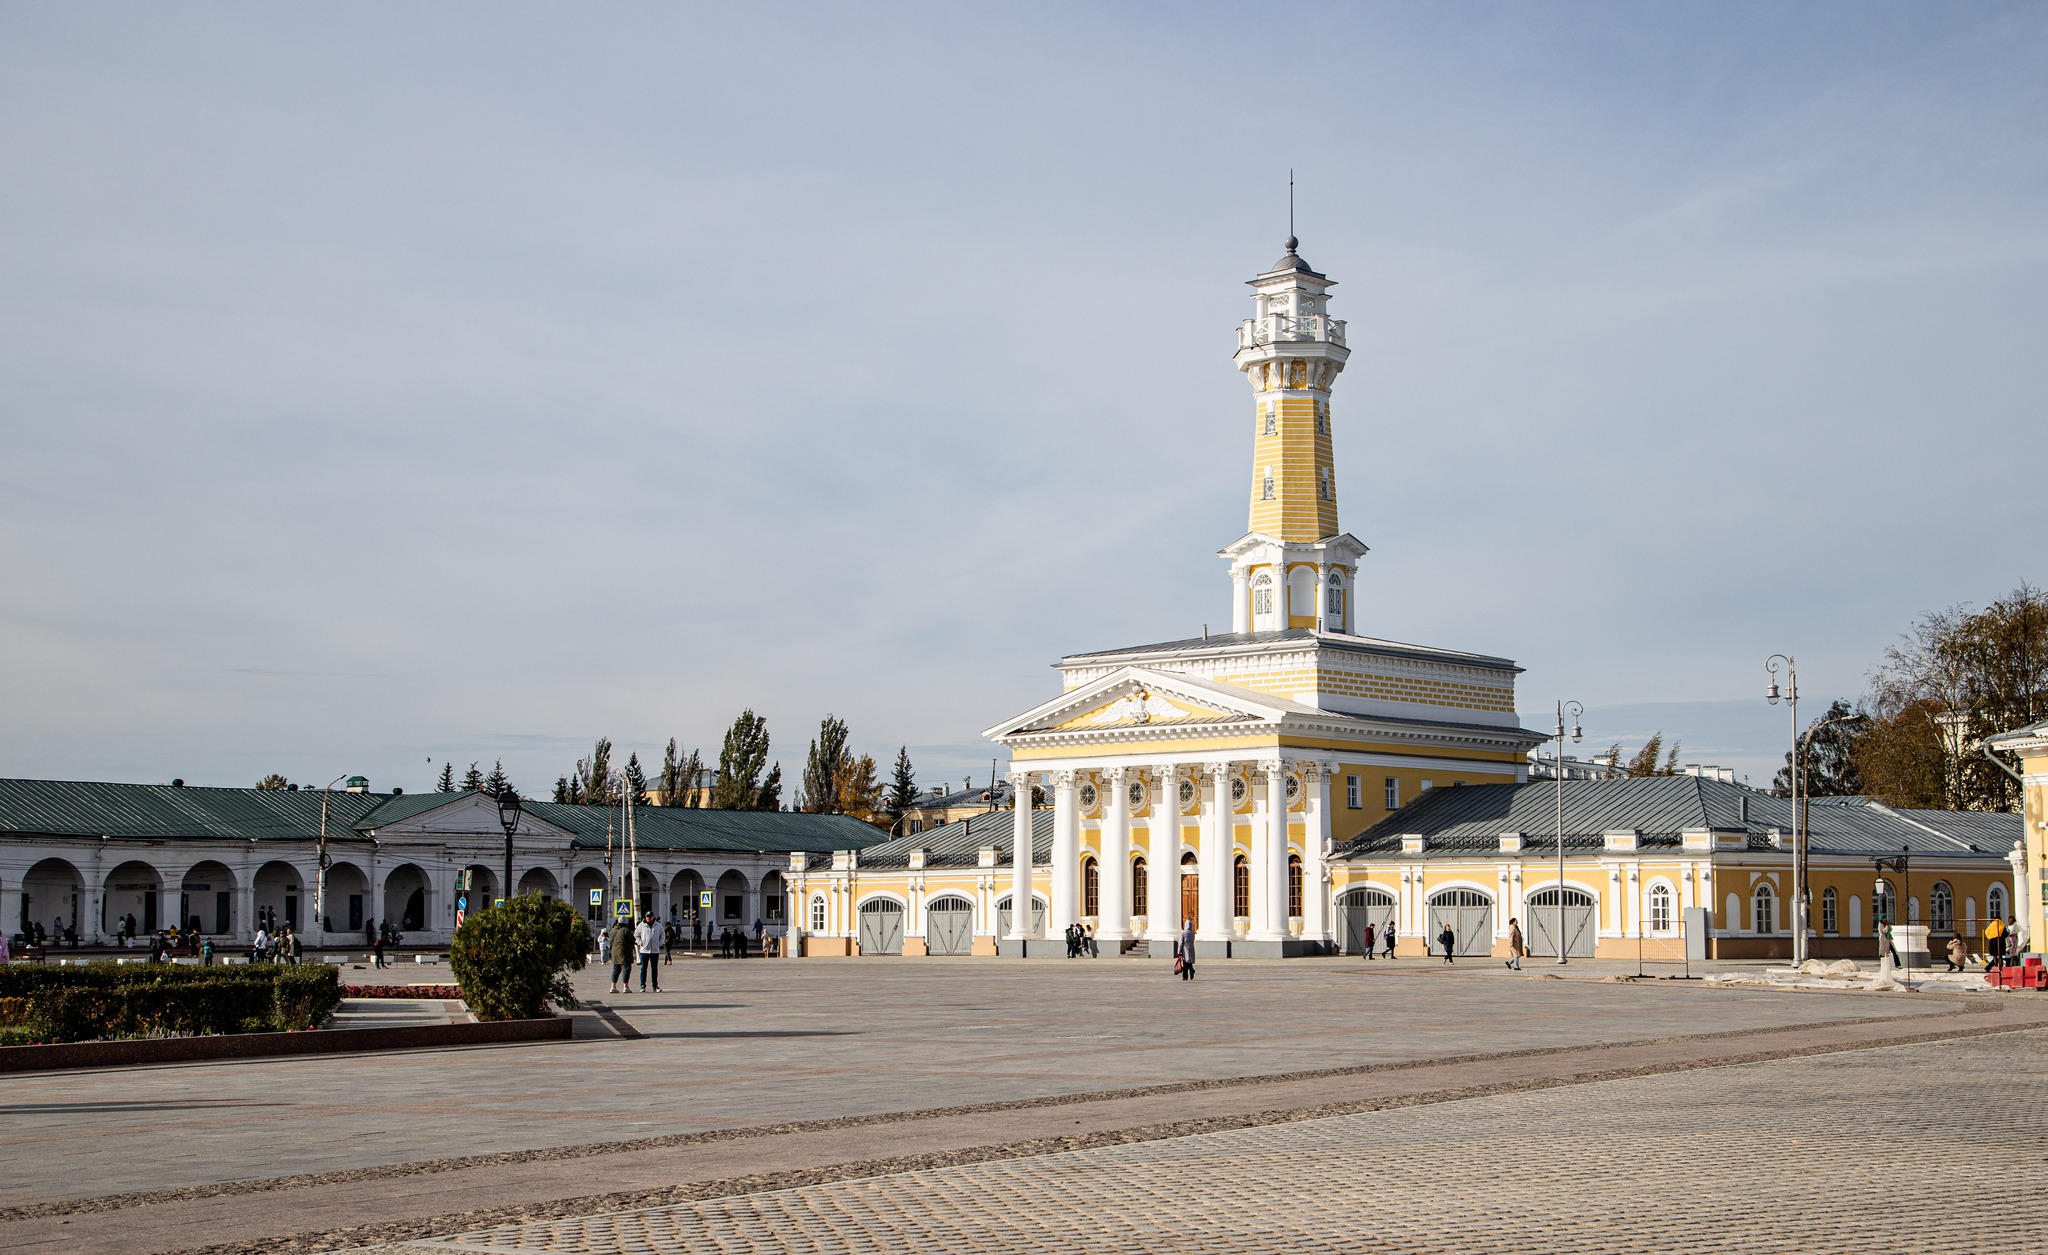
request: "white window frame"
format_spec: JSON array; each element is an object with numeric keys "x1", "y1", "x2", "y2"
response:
[
  {"x1": 1345, "y1": 774, "x2": 1361, "y2": 809},
  {"x1": 1384, "y1": 777, "x2": 1399, "y2": 810}
]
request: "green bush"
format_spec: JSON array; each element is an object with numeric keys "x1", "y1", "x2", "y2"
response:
[
  {"x1": 0, "y1": 963, "x2": 340, "y2": 1043},
  {"x1": 447, "y1": 893, "x2": 587, "y2": 1021}
]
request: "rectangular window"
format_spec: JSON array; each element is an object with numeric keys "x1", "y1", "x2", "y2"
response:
[
  {"x1": 810, "y1": 897, "x2": 826, "y2": 932},
  {"x1": 1345, "y1": 774, "x2": 1361, "y2": 808},
  {"x1": 765, "y1": 893, "x2": 784, "y2": 920},
  {"x1": 1261, "y1": 472, "x2": 1274, "y2": 501},
  {"x1": 910, "y1": 819, "x2": 922, "y2": 834},
  {"x1": 1384, "y1": 777, "x2": 1399, "y2": 810},
  {"x1": 723, "y1": 894, "x2": 743, "y2": 921},
  {"x1": 1263, "y1": 410, "x2": 1276, "y2": 436}
]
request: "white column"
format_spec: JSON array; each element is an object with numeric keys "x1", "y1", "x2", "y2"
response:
[
  {"x1": 1198, "y1": 762, "x2": 1233, "y2": 943},
  {"x1": 1302, "y1": 761, "x2": 1331, "y2": 944},
  {"x1": 1398, "y1": 867, "x2": 1413, "y2": 942},
  {"x1": 1607, "y1": 865, "x2": 1623, "y2": 933},
  {"x1": 1049, "y1": 769, "x2": 1080, "y2": 935},
  {"x1": 1252, "y1": 760, "x2": 1288, "y2": 941},
  {"x1": 1231, "y1": 566, "x2": 1250, "y2": 634},
  {"x1": 1313, "y1": 563, "x2": 1328, "y2": 633},
  {"x1": 1006, "y1": 771, "x2": 1033, "y2": 941},
  {"x1": 1100, "y1": 767, "x2": 1132, "y2": 941},
  {"x1": 1146, "y1": 769, "x2": 1180, "y2": 945}
]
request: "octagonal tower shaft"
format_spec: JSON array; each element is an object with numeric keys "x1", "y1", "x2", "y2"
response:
[{"x1": 1234, "y1": 242, "x2": 1350, "y2": 543}]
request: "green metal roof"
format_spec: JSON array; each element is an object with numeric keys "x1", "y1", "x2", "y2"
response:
[
  {"x1": 523, "y1": 802, "x2": 890, "y2": 853},
  {"x1": 0, "y1": 779, "x2": 387, "y2": 841}
]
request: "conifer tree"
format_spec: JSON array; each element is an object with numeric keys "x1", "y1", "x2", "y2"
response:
[
  {"x1": 888, "y1": 746, "x2": 918, "y2": 820},
  {"x1": 624, "y1": 752, "x2": 647, "y2": 801},
  {"x1": 553, "y1": 775, "x2": 572, "y2": 804},
  {"x1": 484, "y1": 760, "x2": 513, "y2": 797},
  {"x1": 437, "y1": 762, "x2": 457, "y2": 794},
  {"x1": 460, "y1": 762, "x2": 486, "y2": 792}
]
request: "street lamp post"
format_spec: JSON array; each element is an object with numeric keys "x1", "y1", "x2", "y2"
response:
[
  {"x1": 314, "y1": 773, "x2": 349, "y2": 946},
  {"x1": 1553, "y1": 700, "x2": 1583, "y2": 966},
  {"x1": 497, "y1": 789, "x2": 522, "y2": 910},
  {"x1": 1765, "y1": 655, "x2": 1803, "y2": 963},
  {"x1": 1875, "y1": 845, "x2": 1911, "y2": 991}
]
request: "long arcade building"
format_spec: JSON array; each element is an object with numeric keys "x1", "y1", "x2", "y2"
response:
[{"x1": 1, "y1": 779, "x2": 885, "y2": 947}]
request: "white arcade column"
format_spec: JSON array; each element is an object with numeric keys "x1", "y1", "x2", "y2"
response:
[
  {"x1": 1049, "y1": 769, "x2": 1080, "y2": 935},
  {"x1": 1006, "y1": 771, "x2": 1033, "y2": 944},
  {"x1": 1302, "y1": 761, "x2": 1331, "y2": 946},
  {"x1": 1251, "y1": 760, "x2": 1288, "y2": 942},
  {"x1": 1099, "y1": 767, "x2": 1131, "y2": 941},
  {"x1": 1145, "y1": 768, "x2": 1180, "y2": 950},
  {"x1": 1198, "y1": 762, "x2": 1233, "y2": 944}
]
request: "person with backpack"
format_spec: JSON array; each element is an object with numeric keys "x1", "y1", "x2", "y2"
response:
[
  {"x1": 1438, "y1": 923, "x2": 1456, "y2": 963},
  {"x1": 1985, "y1": 915, "x2": 2007, "y2": 971}
]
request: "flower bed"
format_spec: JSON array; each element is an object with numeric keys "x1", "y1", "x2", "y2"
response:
[
  {"x1": 0, "y1": 963, "x2": 339, "y2": 1043},
  {"x1": 342, "y1": 984, "x2": 462, "y2": 999}
]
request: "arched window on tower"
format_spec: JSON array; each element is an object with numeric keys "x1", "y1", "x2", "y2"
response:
[
  {"x1": 1288, "y1": 853, "x2": 1303, "y2": 918},
  {"x1": 1131, "y1": 857, "x2": 1147, "y2": 917},
  {"x1": 1233, "y1": 853, "x2": 1250, "y2": 919},
  {"x1": 1326, "y1": 572, "x2": 1344, "y2": 624},
  {"x1": 1083, "y1": 857, "x2": 1099, "y2": 918},
  {"x1": 1252, "y1": 573, "x2": 1274, "y2": 624}
]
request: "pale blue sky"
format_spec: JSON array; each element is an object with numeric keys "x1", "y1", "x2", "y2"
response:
[{"x1": 2, "y1": 3, "x2": 2042, "y2": 794}]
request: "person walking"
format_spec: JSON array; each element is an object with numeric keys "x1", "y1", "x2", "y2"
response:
[
  {"x1": 608, "y1": 916, "x2": 635, "y2": 993},
  {"x1": 1178, "y1": 919, "x2": 1197, "y2": 981},
  {"x1": 1086, "y1": 924, "x2": 1098, "y2": 958},
  {"x1": 201, "y1": 937, "x2": 214, "y2": 966},
  {"x1": 1361, "y1": 922, "x2": 1375, "y2": 960},
  {"x1": 1384, "y1": 924, "x2": 1397, "y2": 959},
  {"x1": 635, "y1": 912, "x2": 662, "y2": 992},
  {"x1": 1505, "y1": 917, "x2": 1524, "y2": 971},
  {"x1": 372, "y1": 929, "x2": 386, "y2": 969},
  {"x1": 253, "y1": 925, "x2": 269, "y2": 965},
  {"x1": 1437, "y1": 923, "x2": 1456, "y2": 963},
  {"x1": 664, "y1": 919, "x2": 677, "y2": 965},
  {"x1": 1984, "y1": 915, "x2": 2007, "y2": 971}
]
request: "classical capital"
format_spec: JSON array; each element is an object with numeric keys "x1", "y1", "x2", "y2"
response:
[
  {"x1": 1155, "y1": 763, "x2": 1180, "y2": 783},
  {"x1": 1295, "y1": 759, "x2": 1325, "y2": 781},
  {"x1": 1053, "y1": 769, "x2": 1078, "y2": 789},
  {"x1": 1004, "y1": 770, "x2": 1031, "y2": 788},
  {"x1": 1261, "y1": 758, "x2": 1287, "y2": 777},
  {"x1": 1102, "y1": 765, "x2": 1127, "y2": 784}
]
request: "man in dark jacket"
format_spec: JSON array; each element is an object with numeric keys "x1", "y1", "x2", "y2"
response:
[
  {"x1": 608, "y1": 918, "x2": 635, "y2": 993},
  {"x1": 1438, "y1": 924, "x2": 1456, "y2": 963}
]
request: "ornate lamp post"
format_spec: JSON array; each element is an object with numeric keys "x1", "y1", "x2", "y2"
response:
[
  {"x1": 1553, "y1": 700, "x2": 1583, "y2": 965},
  {"x1": 1765, "y1": 655, "x2": 1803, "y2": 961},
  {"x1": 497, "y1": 788, "x2": 522, "y2": 909}
]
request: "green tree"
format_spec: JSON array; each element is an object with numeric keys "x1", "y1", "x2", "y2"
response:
[
  {"x1": 552, "y1": 775, "x2": 573, "y2": 804},
  {"x1": 255, "y1": 774, "x2": 290, "y2": 791},
  {"x1": 1770, "y1": 699, "x2": 1864, "y2": 798},
  {"x1": 757, "y1": 762, "x2": 784, "y2": 811},
  {"x1": 661, "y1": 739, "x2": 703, "y2": 807},
  {"x1": 888, "y1": 746, "x2": 918, "y2": 822},
  {"x1": 437, "y1": 762, "x2": 457, "y2": 794},
  {"x1": 713, "y1": 711, "x2": 772, "y2": 809},
  {"x1": 577, "y1": 738, "x2": 615, "y2": 807},
  {"x1": 460, "y1": 762, "x2": 486, "y2": 792},
  {"x1": 1623, "y1": 733, "x2": 1680, "y2": 777},
  {"x1": 447, "y1": 894, "x2": 587, "y2": 1021},
  {"x1": 801, "y1": 715, "x2": 850, "y2": 813},
  {"x1": 624, "y1": 752, "x2": 647, "y2": 801},
  {"x1": 484, "y1": 760, "x2": 513, "y2": 798},
  {"x1": 836, "y1": 752, "x2": 885, "y2": 825}
]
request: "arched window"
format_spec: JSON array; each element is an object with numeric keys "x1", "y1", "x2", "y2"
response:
[
  {"x1": 1930, "y1": 881, "x2": 1954, "y2": 932},
  {"x1": 1873, "y1": 879, "x2": 1896, "y2": 926},
  {"x1": 1326, "y1": 572, "x2": 1344, "y2": 618},
  {"x1": 1233, "y1": 853, "x2": 1250, "y2": 918},
  {"x1": 1753, "y1": 882, "x2": 1775, "y2": 934},
  {"x1": 1649, "y1": 884, "x2": 1673, "y2": 932},
  {"x1": 1083, "y1": 857, "x2": 1099, "y2": 918},
  {"x1": 1820, "y1": 886, "x2": 1838, "y2": 934},
  {"x1": 1988, "y1": 882, "x2": 2008, "y2": 926},
  {"x1": 1287, "y1": 853, "x2": 1303, "y2": 917},
  {"x1": 1131, "y1": 857, "x2": 1147, "y2": 916},
  {"x1": 1252, "y1": 572, "x2": 1274, "y2": 616},
  {"x1": 809, "y1": 896, "x2": 826, "y2": 933}
]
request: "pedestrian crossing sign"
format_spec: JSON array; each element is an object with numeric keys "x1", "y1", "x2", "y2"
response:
[
  {"x1": 612, "y1": 898, "x2": 633, "y2": 922},
  {"x1": 589, "y1": 888, "x2": 603, "y2": 906},
  {"x1": 699, "y1": 890, "x2": 713, "y2": 909}
]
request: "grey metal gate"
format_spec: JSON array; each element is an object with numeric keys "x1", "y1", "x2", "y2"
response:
[
  {"x1": 1524, "y1": 888, "x2": 1597, "y2": 958},
  {"x1": 924, "y1": 896, "x2": 974, "y2": 955},
  {"x1": 1427, "y1": 889, "x2": 1494, "y2": 957},
  {"x1": 995, "y1": 896, "x2": 1045, "y2": 939},
  {"x1": 1336, "y1": 887, "x2": 1397, "y2": 954},
  {"x1": 857, "y1": 899, "x2": 904, "y2": 955}
]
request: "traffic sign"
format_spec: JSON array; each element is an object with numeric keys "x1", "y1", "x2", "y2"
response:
[
  {"x1": 612, "y1": 898, "x2": 633, "y2": 922},
  {"x1": 589, "y1": 888, "x2": 603, "y2": 906},
  {"x1": 699, "y1": 890, "x2": 713, "y2": 910}
]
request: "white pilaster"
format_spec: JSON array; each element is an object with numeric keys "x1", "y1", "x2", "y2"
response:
[
  {"x1": 1099, "y1": 767, "x2": 1132, "y2": 941},
  {"x1": 1314, "y1": 563, "x2": 1328, "y2": 632},
  {"x1": 1198, "y1": 763, "x2": 1232, "y2": 942},
  {"x1": 1006, "y1": 770, "x2": 1033, "y2": 940},
  {"x1": 1253, "y1": 760, "x2": 1288, "y2": 941},
  {"x1": 1049, "y1": 769, "x2": 1080, "y2": 934},
  {"x1": 1301, "y1": 761, "x2": 1330, "y2": 944}
]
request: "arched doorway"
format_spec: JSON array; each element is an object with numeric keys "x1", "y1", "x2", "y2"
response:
[
  {"x1": 383, "y1": 864, "x2": 429, "y2": 934},
  {"x1": 760, "y1": 871, "x2": 785, "y2": 928},
  {"x1": 572, "y1": 867, "x2": 607, "y2": 924},
  {"x1": 517, "y1": 867, "x2": 560, "y2": 902},
  {"x1": 180, "y1": 860, "x2": 236, "y2": 934},
  {"x1": 714, "y1": 870, "x2": 750, "y2": 927},
  {"x1": 924, "y1": 896, "x2": 974, "y2": 955},
  {"x1": 1428, "y1": 888, "x2": 1495, "y2": 957},
  {"x1": 1179, "y1": 851, "x2": 1199, "y2": 931},
  {"x1": 672, "y1": 869, "x2": 705, "y2": 934},
  {"x1": 857, "y1": 898, "x2": 904, "y2": 955},
  {"x1": 253, "y1": 860, "x2": 303, "y2": 933},
  {"x1": 996, "y1": 894, "x2": 1046, "y2": 939},
  {"x1": 22, "y1": 857, "x2": 83, "y2": 942},
  {"x1": 1232, "y1": 853, "x2": 1250, "y2": 925},
  {"x1": 1131, "y1": 856, "x2": 1148, "y2": 920},
  {"x1": 1524, "y1": 887, "x2": 1595, "y2": 958},
  {"x1": 103, "y1": 860, "x2": 163, "y2": 937},
  {"x1": 1336, "y1": 886, "x2": 1396, "y2": 954},
  {"x1": 323, "y1": 861, "x2": 369, "y2": 934},
  {"x1": 457, "y1": 865, "x2": 498, "y2": 923}
]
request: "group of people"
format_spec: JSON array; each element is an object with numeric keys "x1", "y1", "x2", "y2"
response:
[
  {"x1": 1939, "y1": 915, "x2": 2029, "y2": 971},
  {"x1": 1354, "y1": 922, "x2": 1400, "y2": 960},
  {"x1": 250, "y1": 924, "x2": 303, "y2": 964},
  {"x1": 1063, "y1": 922, "x2": 1098, "y2": 958},
  {"x1": 603, "y1": 912, "x2": 672, "y2": 993}
]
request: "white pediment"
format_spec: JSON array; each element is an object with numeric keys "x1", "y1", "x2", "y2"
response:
[{"x1": 986, "y1": 667, "x2": 1305, "y2": 741}]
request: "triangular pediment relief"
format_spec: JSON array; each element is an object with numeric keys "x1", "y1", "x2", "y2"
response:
[{"x1": 987, "y1": 667, "x2": 1296, "y2": 740}]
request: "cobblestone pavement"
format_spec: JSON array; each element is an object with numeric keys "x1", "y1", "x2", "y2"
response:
[
  {"x1": 356, "y1": 1029, "x2": 2048, "y2": 1255},
  {"x1": 0, "y1": 958, "x2": 1935, "y2": 1204}
]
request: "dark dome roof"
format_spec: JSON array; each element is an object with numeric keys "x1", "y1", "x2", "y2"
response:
[{"x1": 1269, "y1": 235, "x2": 1315, "y2": 274}]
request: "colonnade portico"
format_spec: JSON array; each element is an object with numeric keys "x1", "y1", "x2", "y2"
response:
[{"x1": 1006, "y1": 756, "x2": 1333, "y2": 959}]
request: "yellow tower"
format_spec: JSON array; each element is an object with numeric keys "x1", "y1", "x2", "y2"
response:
[{"x1": 1222, "y1": 238, "x2": 1368, "y2": 635}]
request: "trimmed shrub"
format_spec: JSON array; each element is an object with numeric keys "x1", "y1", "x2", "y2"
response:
[
  {"x1": 0, "y1": 964, "x2": 339, "y2": 1042},
  {"x1": 447, "y1": 893, "x2": 587, "y2": 1021}
]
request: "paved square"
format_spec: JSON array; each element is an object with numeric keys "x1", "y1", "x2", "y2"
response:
[{"x1": 368, "y1": 1029, "x2": 2048, "y2": 1255}]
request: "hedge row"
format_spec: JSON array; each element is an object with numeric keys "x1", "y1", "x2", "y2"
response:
[
  {"x1": 0, "y1": 960, "x2": 335, "y2": 997},
  {"x1": 0, "y1": 965, "x2": 339, "y2": 1043}
]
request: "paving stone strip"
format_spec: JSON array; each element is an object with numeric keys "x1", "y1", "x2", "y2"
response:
[
  {"x1": 0, "y1": 997, "x2": 1975, "y2": 1227},
  {"x1": 144, "y1": 1004, "x2": 2048, "y2": 1254}
]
